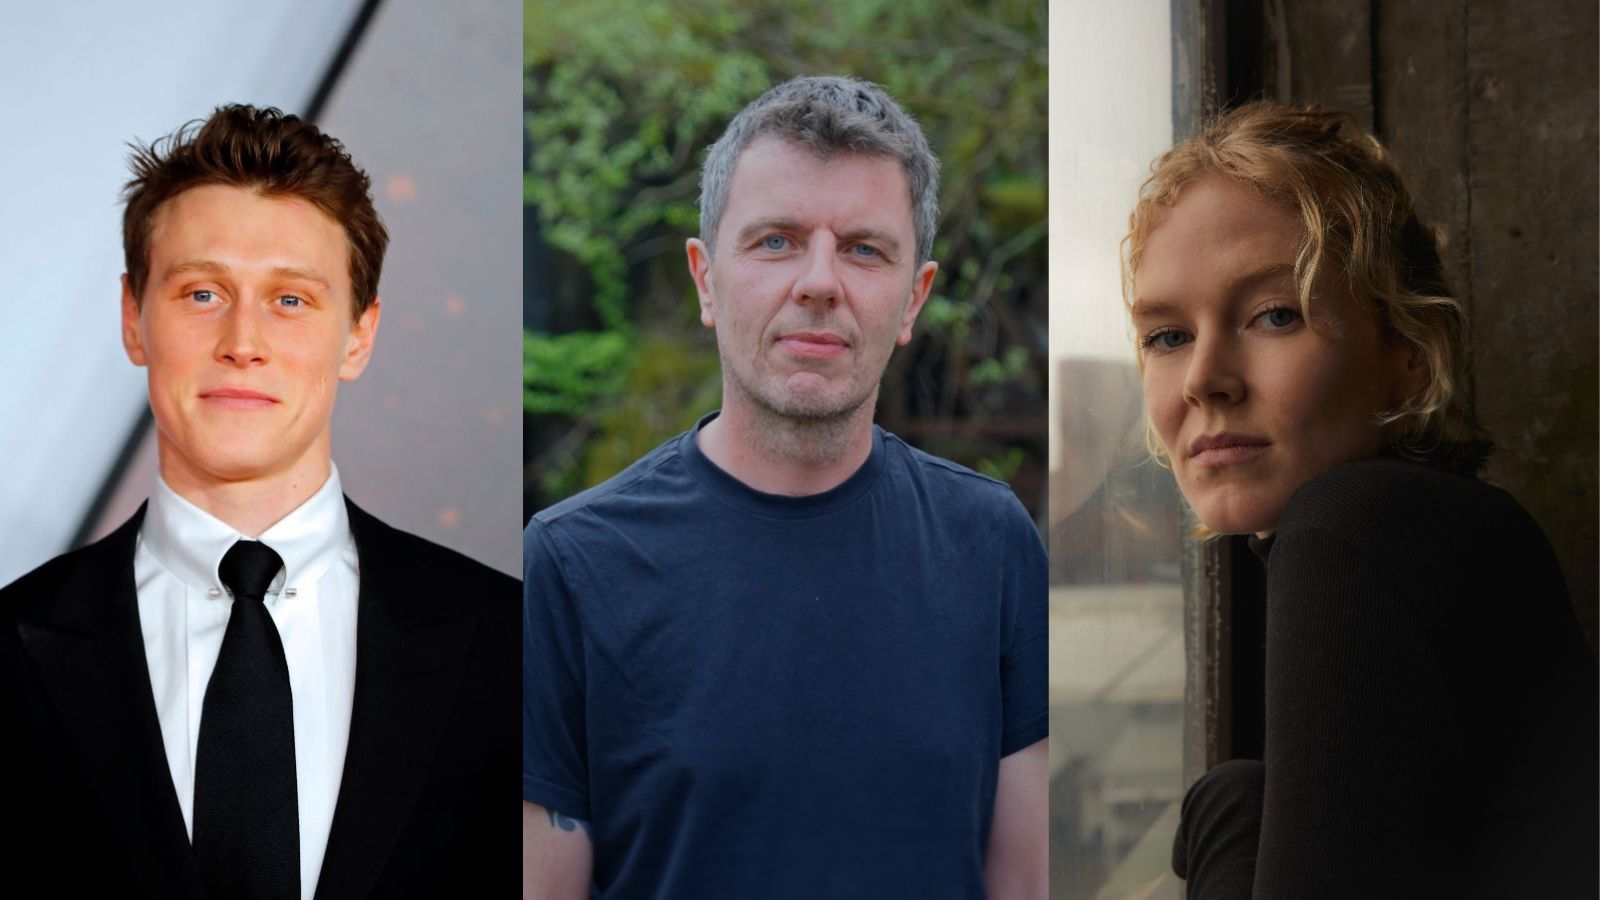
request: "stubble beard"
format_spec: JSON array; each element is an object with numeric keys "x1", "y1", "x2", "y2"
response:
[{"x1": 723, "y1": 362, "x2": 878, "y2": 468}]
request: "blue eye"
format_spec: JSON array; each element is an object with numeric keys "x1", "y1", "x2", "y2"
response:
[
  {"x1": 278, "y1": 294, "x2": 305, "y2": 309},
  {"x1": 1257, "y1": 306, "x2": 1300, "y2": 329},
  {"x1": 190, "y1": 290, "x2": 217, "y2": 303},
  {"x1": 1141, "y1": 329, "x2": 1190, "y2": 352},
  {"x1": 850, "y1": 244, "x2": 880, "y2": 258},
  {"x1": 762, "y1": 235, "x2": 789, "y2": 251}
]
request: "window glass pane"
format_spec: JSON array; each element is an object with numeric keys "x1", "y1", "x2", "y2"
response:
[{"x1": 1049, "y1": 5, "x2": 1185, "y2": 897}]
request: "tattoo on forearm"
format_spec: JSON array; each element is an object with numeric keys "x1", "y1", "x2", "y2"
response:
[{"x1": 546, "y1": 808, "x2": 591, "y2": 838}]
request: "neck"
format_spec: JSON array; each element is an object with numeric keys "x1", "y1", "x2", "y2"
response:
[
  {"x1": 157, "y1": 441, "x2": 333, "y2": 538},
  {"x1": 699, "y1": 390, "x2": 877, "y2": 496}
]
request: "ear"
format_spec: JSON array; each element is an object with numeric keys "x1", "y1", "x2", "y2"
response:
[
  {"x1": 338, "y1": 296, "x2": 382, "y2": 381},
  {"x1": 686, "y1": 238, "x2": 716, "y2": 329},
  {"x1": 895, "y1": 260, "x2": 939, "y2": 346},
  {"x1": 1388, "y1": 336, "x2": 1429, "y2": 409},
  {"x1": 120, "y1": 274, "x2": 148, "y2": 367}
]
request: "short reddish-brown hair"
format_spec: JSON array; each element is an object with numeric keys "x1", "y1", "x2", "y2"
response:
[{"x1": 122, "y1": 104, "x2": 388, "y2": 319}]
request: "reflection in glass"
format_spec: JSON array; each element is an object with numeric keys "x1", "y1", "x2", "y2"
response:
[{"x1": 1048, "y1": 4, "x2": 1185, "y2": 898}]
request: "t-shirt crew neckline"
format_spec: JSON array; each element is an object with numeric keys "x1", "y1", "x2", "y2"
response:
[{"x1": 678, "y1": 410, "x2": 888, "y2": 520}]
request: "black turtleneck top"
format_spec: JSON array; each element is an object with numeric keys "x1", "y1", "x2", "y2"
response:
[{"x1": 1180, "y1": 457, "x2": 1597, "y2": 899}]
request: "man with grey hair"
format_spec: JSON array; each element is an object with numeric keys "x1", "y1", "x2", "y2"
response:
[{"x1": 523, "y1": 76, "x2": 1047, "y2": 899}]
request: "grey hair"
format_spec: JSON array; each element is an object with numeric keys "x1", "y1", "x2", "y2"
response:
[{"x1": 698, "y1": 75, "x2": 940, "y2": 264}]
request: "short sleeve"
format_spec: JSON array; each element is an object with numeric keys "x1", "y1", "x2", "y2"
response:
[
  {"x1": 998, "y1": 497, "x2": 1048, "y2": 757},
  {"x1": 522, "y1": 518, "x2": 591, "y2": 819}
]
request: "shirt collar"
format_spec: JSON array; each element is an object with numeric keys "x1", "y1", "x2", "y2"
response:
[{"x1": 142, "y1": 465, "x2": 351, "y2": 595}]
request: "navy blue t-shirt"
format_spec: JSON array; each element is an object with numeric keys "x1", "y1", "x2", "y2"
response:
[{"x1": 523, "y1": 416, "x2": 1047, "y2": 898}]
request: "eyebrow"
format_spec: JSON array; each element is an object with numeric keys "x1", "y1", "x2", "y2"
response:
[
  {"x1": 839, "y1": 227, "x2": 903, "y2": 257},
  {"x1": 733, "y1": 218, "x2": 904, "y2": 257},
  {"x1": 1128, "y1": 299, "x2": 1178, "y2": 321},
  {"x1": 733, "y1": 218, "x2": 802, "y2": 247},
  {"x1": 1131, "y1": 262, "x2": 1296, "y2": 319},
  {"x1": 1228, "y1": 262, "x2": 1297, "y2": 296},
  {"x1": 160, "y1": 259, "x2": 333, "y2": 289}
]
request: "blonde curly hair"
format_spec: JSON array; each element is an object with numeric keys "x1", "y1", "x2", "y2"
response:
[{"x1": 1123, "y1": 101, "x2": 1491, "y2": 475}]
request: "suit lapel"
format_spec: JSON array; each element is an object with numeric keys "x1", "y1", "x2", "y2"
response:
[
  {"x1": 314, "y1": 499, "x2": 478, "y2": 900},
  {"x1": 17, "y1": 506, "x2": 205, "y2": 899}
]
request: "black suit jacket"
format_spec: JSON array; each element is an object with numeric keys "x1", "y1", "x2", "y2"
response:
[{"x1": 0, "y1": 499, "x2": 519, "y2": 898}]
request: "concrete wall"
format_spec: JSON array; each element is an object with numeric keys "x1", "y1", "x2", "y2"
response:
[{"x1": 1262, "y1": 0, "x2": 1598, "y2": 648}]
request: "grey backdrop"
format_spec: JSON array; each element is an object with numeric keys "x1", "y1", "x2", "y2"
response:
[{"x1": 1, "y1": 0, "x2": 522, "y2": 581}]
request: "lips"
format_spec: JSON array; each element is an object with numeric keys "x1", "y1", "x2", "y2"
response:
[
  {"x1": 1188, "y1": 432, "x2": 1271, "y2": 467},
  {"x1": 200, "y1": 387, "x2": 279, "y2": 409},
  {"x1": 776, "y1": 331, "x2": 849, "y2": 360}
]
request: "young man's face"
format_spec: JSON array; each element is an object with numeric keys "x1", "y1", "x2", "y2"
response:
[
  {"x1": 121, "y1": 184, "x2": 380, "y2": 490},
  {"x1": 687, "y1": 137, "x2": 938, "y2": 423}
]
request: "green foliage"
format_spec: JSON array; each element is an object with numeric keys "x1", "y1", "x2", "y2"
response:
[
  {"x1": 575, "y1": 334, "x2": 723, "y2": 488},
  {"x1": 969, "y1": 345, "x2": 1032, "y2": 388},
  {"x1": 523, "y1": 330, "x2": 631, "y2": 416},
  {"x1": 532, "y1": 333, "x2": 723, "y2": 500},
  {"x1": 975, "y1": 445, "x2": 1026, "y2": 482},
  {"x1": 525, "y1": 0, "x2": 1047, "y2": 503}
]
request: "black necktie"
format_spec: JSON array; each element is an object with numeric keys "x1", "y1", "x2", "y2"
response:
[{"x1": 193, "y1": 540, "x2": 299, "y2": 900}]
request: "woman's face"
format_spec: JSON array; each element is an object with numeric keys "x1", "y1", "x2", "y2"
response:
[{"x1": 1131, "y1": 175, "x2": 1415, "y2": 535}]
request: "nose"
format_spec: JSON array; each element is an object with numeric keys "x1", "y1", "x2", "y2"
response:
[
  {"x1": 792, "y1": 235, "x2": 843, "y2": 308},
  {"x1": 216, "y1": 301, "x2": 268, "y2": 366},
  {"x1": 1182, "y1": 334, "x2": 1244, "y2": 407}
]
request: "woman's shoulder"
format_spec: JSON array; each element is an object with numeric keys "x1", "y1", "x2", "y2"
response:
[
  {"x1": 1281, "y1": 457, "x2": 1527, "y2": 537},
  {"x1": 1276, "y1": 457, "x2": 1560, "y2": 591}
]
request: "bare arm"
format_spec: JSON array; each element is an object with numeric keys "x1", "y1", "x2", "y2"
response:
[
  {"x1": 984, "y1": 738, "x2": 1048, "y2": 900},
  {"x1": 523, "y1": 801, "x2": 593, "y2": 900}
]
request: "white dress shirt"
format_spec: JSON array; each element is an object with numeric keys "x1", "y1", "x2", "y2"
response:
[{"x1": 135, "y1": 467, "x2": 360, "y2": 900}]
